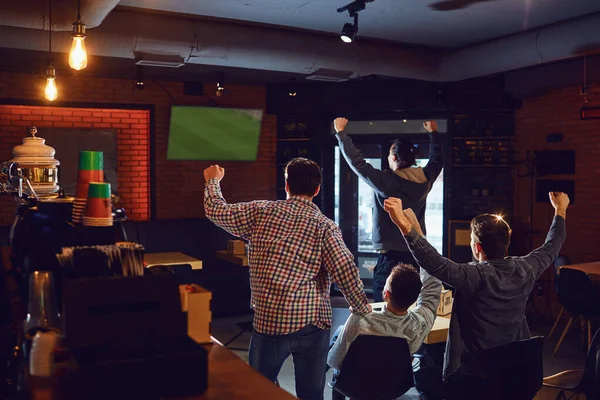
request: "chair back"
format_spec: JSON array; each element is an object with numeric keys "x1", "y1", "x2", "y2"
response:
[
  {"x1": 333, "y1": 335, "x2": 413, "y2": 400},
  {"x1": 463, "y1": 336, "x2": 544, "y2": 400},
  {"x1": 582, "y1": 329, "x2": 600, "y2": 400},
  {"x1": 554, "y1": 255, "x2": 571, "y2": 293},
  {"x1": 557, "y1": 268, "x2": 600, "y2": 317}
]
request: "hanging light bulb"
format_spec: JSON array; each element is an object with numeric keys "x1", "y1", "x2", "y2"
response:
[
  {"x1": 69, "y1": 30, "x2": 87, "y2": 70},
  {"x1": 45, "y1": 66, "x2": 58, "y2": 101},
  {"x1": 69, "y1": 0, "x2": 87, "y2": 70},
  {"x1": 44, "y1": 0, "x2": 57, "y2": 101}
]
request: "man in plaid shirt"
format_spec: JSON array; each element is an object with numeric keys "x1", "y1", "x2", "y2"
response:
[{"x1": 204, "y1": 158, "x2": 371, "y2": 400}]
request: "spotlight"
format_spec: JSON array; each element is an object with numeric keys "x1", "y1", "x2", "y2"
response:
[
  {"x1": 337, "y1": 0, "x2": 372, "y2": 43},
  {"x1": 340, "y1": 18, "x2": 358, "y2": 43},
  {"x1": 215, "y1": 72, "x2": 225, "y2": 97},
  {"x1": 135, "y1": 66, "x2": 144, "y2": 90}
]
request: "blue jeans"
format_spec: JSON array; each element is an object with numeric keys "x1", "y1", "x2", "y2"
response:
[{"x1": 249, "y1": 324, "x2": 330, "y2": 400}]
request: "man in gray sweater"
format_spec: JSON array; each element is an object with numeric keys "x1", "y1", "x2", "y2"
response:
[
  {"x1": 328, "y1": 210, "x2": 442, "y2": 372},
  {"x1": 383, "y1": 192, "x2": 569, "y2": 399}
]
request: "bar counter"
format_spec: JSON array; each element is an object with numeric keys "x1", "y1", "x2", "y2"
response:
[{"x1": 30, "y1": 339, "x2": 296, "y2": 400}]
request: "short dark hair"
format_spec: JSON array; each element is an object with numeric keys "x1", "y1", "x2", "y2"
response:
[
  {"x1": 284, "y1": 158, "x2": 322, "y2": 197},
  {"x1": 470, "y1": 214, "x2": 512, "y2": 260},
  {"x1": 387, "y1": 264, "x2": 422, "y2": 310},
  {"x1": 390, "y1": 139, "x2": 418, "y2": 169}
]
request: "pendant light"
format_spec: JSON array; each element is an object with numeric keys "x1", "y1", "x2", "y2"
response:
[
  {"x1": 69, "y1": 0, "x2": 87, "y2": 70},
  {"x1": 45, "y1": 0, "x2": 58, "y2": 101}
]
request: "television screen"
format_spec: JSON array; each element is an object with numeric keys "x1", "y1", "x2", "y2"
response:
[{"x1": 167, "y1": 106, "x2": 263, "y2": 161}]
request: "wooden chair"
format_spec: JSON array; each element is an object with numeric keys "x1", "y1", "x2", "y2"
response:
[{"x1": 544, "y1": 328, "x2": 600, "y2": 399}]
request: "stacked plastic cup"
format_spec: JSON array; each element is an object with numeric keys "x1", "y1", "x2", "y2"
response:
[
  {"x1": 72, "y1": 151, "x2": 103, "y2": 224},
  {"x1": 83, "y1": 182, "x2": 113, "y2": 227}
]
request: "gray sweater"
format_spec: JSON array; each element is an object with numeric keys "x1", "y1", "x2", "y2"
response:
[
  {"x1": 336, "y1": 131, "x2": 444, "y2": 252},
  {"x1": 327, "y1": 269, "x2": 442, "y2": 370},
  {"x1": 403, "y1": 216, "x2": 566, "y2": 380}
]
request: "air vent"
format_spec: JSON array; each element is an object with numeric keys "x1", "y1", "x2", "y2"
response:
[
  {"x1": 134, "y1": 52, "x2": 185, "y2": 68},
  {"x1": 305, "y1": 68, "x2": 353, "y2": 82}
]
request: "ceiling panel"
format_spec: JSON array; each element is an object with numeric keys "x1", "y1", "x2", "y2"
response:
[{"x1": 117, "y1": 0, "x2": 600, "y2": 48}]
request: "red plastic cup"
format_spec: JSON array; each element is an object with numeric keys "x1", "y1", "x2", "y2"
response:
[{"x1": 85, "y1": 182, "x2": 112, "y2": 218}]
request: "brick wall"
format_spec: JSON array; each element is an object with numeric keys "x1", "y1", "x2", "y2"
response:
[
  {"x1": 515, "y1": 84, "x2": 600, "y2": 265},
  {"x1": 515, "y1": 83, "x2": 600, "y2": 318},
  {"x1": 0, "y1": 105, "x2": 150, "y2": 225},
  {"x1": 0, "y1": 71, "x2": 277, "y2": 226}
]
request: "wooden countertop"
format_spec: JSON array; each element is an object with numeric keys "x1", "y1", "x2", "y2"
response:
[
  {"x1": 145, "y1": 252, "x2": 203, "y2": 270},
  {"x1": 30, "y1": 338, "x2": 295, "y2": 400},
  {"x1": 177, "y1": 340, "x2": 295, "y2": 400},
  {"x1": 215, "y1": 250, "x2": 249, "y2": 267}
]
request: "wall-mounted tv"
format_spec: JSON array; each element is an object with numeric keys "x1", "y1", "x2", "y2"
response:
[{"x1": 167, "y1": 106, "x2": 263, "y2": 161}]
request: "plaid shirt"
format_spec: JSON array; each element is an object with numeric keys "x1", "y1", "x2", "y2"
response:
[{"x1": 204, "y1": 179, "x2": 370, "y2": 335}]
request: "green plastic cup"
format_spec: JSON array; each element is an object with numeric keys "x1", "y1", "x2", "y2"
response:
[
  {"x1": 79, "y1": 151, "x2": 104, "y2": 171},
  {"x1": 87, "y1": 182, "x2": 111, "y2": 199}
]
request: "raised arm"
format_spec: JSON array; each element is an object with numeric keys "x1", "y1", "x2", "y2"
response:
[
  {"x1": 384, "y1": 200, "x2": 484, "y2": 293},
  {"x1": 523, "y1": 192, "x2": 569, "y2": 279},
  {"x1": 413, "y1": 268, "x2": 443, "y2": 330},
  {"x1": 203, "y1": 165, "x2": 268, "y2": 240},
  {"x1": 322, "y1": 223, "x2": 371, "y2": 315},
  {"x1": 333, "y1": 118, "x2": 389, "y2": 192},
  {"x1": 422, "y1": 121, "x2": 444, "y2": 183}
]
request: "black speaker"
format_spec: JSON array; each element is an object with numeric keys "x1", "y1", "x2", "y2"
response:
[
  {"x1": 183, "y1": 82, "x2": 204, "y2": 96},
  {"x1": 535, "y1": 179, "x2": 575, "y2": 204},
  {"x1": 534, "y1": 150, "x2": 575, "y2": 175}
]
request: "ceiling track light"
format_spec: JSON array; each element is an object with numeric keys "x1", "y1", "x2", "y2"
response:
[
  {"x1": 215, "y1": 72, "x2": 225, "y2": 97},
  {"x1": 69, "y1": 0, "x2": 87, "y2": 71},
  {"x1": 337, "y1": 0, "x2": 373, "y2": 43},
  {"x1": 340, "y1": 14, "x2": 358, "y2": 44}
]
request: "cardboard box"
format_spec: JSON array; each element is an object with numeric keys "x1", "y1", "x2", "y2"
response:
[
  {"x1": 437, "y1": 289, "x2": 453, "y2": 316},
  {"x1": 179, "y1": 284, "x2": 212, "y2": 344},
  {"x1": 228, "y1": 240, "x2": 246, "y2": 255}
]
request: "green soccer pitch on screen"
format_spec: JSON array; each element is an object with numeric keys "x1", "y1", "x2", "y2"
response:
[{"x1": 166, "y1": 106, "x2": 263, "y2": 161}]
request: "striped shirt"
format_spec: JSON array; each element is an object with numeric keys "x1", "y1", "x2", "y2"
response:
[{"x1": 204, "y1": 179, "x2": 370, "y2": 335}]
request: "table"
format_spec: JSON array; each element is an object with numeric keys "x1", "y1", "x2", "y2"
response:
[
  {"x1": 561, "y1": 262, "x2": 600, "y2": 279},
  {"x1": 145, "y1": 252, "x2": 203, "y2": 270},
  {"x1": 371, "y1": 302, "x2": 450, "y2": 345},
  {"x1": 215, "y1": 250, "x2": 249, "y2": 267}
]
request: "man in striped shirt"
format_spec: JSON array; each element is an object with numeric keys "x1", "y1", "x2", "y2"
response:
[{"x1": 204, "y1": 158, "x2": 371, "y2": 400}]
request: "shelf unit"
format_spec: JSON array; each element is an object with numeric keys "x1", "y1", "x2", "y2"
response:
[{"x1": 448, "y1": 113, "x2": 516, "y2": 221}]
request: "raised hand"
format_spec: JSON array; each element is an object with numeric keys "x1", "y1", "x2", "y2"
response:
[
  {"x1": 383, "y1": 197, "x2": 412, "y2": 234},
  {"x1": 403, "y1": 208, "x2": 424, "y2": 236},
  {"x1": 334, "y1": 117, "x2": 349, "y2": 134},
  {"x1": 204, "y1": 165, "x2": 225, "y2": 182},
  {"x1": 549, "y1": 192, "x2": 570, "y2": 212},
  {"x1": 423, "y1": 121, "x2": 438, "y2": 133}
]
